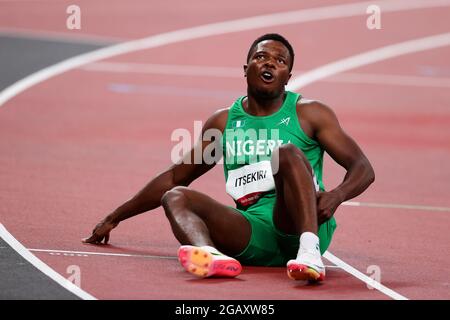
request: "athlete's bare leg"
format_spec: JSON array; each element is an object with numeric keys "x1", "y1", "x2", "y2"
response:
[
  {"x1": 271, "y1": 143, "x2": 324, "y2": 281},
  {"x1": 161, "y1": 187, "x2": 249, "y2": 277},
  {"x1": 272, "y1": 143, "x2": 318, "y2": 235},
  {"x1": 161, "y1": 187, "x2": 251, "y2": 256}
]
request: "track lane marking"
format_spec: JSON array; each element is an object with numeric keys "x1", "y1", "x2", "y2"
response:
[
  {"x1": 286, "y1": 32, "x2": 450, "y2": 300},
  {"x1": 343, "y1": 201, "x2": 450, "y2": 212},
  {"x1": 323, "y1": 252, "x2": 408, "y2": 300},
  {"x1": 2, "y1": 0, "x2": 450, "y2": 107},
  {"x1": 287, "y1": 33, "x2": 450, "y2": 90},
  {"x1": 2, "y1": 0, "x2": 449, "y2": 300},
  {"x1": 29, "y1": 248, "x2": 342, "y2": 269},
  {"x1": 28, "y1": 248, "x2": 177, "y2": 260},
  {"x1": 82, "y1": 62, "x2": 450, "y2": 88},
  {"x1": 0, "y1": 224, "x2": 96, "y2": 300}
]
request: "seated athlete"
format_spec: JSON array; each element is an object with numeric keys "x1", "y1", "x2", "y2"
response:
[{"x1": 83, "y1": 33, "x2": 375, "y2": 282}]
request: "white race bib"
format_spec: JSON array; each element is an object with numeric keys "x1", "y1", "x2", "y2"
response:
[{"x1": 226, "y1": 161, "x2": 275, "y2": 206}]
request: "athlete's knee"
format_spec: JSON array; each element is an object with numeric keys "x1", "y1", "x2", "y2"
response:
[
  {"x1": 272, "y1": 143, "x2": 311, "y2": 174},
  {"x1": 161, "y1": 186, "x2": 190, "y2": 213}
]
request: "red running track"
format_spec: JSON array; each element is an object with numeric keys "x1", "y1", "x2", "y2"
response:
[{"x1": 0, "y1": 0, "x2": 449, "y2": 299}]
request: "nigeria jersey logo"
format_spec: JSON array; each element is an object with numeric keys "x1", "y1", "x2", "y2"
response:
[{"x1": 232, "y1": 120, "x2": 246, "y2": 128}]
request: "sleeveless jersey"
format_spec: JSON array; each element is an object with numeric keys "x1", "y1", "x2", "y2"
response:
[{"x1": 222, "y1": 91, "x2": 325, "y2": 209}]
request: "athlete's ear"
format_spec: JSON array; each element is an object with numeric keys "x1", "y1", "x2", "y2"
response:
[
  {"x1": 286, "y1": 73, "x2": 292, "y2": 85},
  {"x1": 243, "y1": 64, "x2": 248, "y2": 77}
]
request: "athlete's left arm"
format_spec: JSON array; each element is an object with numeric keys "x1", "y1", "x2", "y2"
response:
[{"x1": 306, "y1": 101, "x2": 375, "y2": 224}]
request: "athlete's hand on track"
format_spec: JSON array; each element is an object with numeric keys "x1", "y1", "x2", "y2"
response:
[
  {"x1": 317, "y1": 191, "x2": 343, "y2": 225},
  {"x1": 82, "y1": 218, "x2": 119, "y2": 245}
]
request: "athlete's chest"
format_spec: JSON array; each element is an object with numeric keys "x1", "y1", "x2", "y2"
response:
[{"x1": 222, "y1": 116, "x2": 303, "y2": 164}]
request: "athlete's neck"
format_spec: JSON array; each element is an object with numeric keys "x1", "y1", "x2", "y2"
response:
[{"x1": 243, "y1": 91, "x2": 286, "y2": 117}]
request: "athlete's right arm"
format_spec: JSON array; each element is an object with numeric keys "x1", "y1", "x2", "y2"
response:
[{"x1": 82, "y1": 108, "x2": 229, "y2": 244}]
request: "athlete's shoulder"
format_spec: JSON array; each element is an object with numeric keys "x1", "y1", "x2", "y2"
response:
[
  {"x1": 210, "y1": 107, "x2": 230, "y2": 123},
  {"x1": 295, "y1": 97, "x2": 340, "y2": 133},
  {"x1": 296, "y1": 97, "x2": 331, "y2": 111},
  {"x1": 296, "y1": 97, "x2": 337, "y2": 120},
  {"x1": 203, "y1": 107, "x2": 230, "y2": 133},
  {"x1": 212, "y1": 107, "x2": 230, "y2": 117}
]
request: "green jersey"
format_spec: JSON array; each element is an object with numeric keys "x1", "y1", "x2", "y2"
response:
[{"x1": 222, "y1": 91, "x2": 325, "y2": 209}]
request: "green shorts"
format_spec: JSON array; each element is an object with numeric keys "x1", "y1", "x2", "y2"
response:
[{"x1": 231, "y1": 194, "x2": 337, "y2": 267}]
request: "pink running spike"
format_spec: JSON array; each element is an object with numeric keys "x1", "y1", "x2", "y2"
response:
[
  {"x1": 177, "y1": 245, "x2": 242, "y2": 278},
  {"x1": 286, "y1": 260, "x2": 325, "y2": 282}
]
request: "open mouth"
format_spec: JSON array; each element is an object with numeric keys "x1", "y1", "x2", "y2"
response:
[{"x1": 260, "y1": 71, "x2": 274, "y2": 83}]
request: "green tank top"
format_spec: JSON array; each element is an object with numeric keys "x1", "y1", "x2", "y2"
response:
[{"x1": 222, "y1": 91, "x2": 325, "y2": 209}]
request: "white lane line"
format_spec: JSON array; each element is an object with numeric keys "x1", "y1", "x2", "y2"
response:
[
  {"x1": 323, "y1": 252, "x2": 408, "y2": 300},
  {"x1": 286, "y1": 32, "x2": 450, "y2": 299},
  {"x1": 28, "y1": 248, "x2": 177, "y2": 260},
  {"x1": 287, "y1": 32, "x2": 450, "y2": 90},
  {"x1": 82, "y1": 61, "x2": 450, "y2": 88},
  {"x1": 343, "y1": 201, "x2": 450, "y2": 212},
  {"x1": 82, "y1": 62, "x2": 243, "y2": 77},
  {"x1": 0, "y1": 224, "x2": 96, "y2": 300},
  {"x1": 1, "y1": 0, "x2": 447, "y2": 301},
  {"x1": 29, "y1": 248, "x2": 342, "y2": 270},
  {"x1": 283, "y1": 33, "x2": 450, "y2": 303},
  {"x1": 286, "y1": 32, "x2": 450, "y2": 300},
  {"x1": 325, "y1": 72, "x2": 450, "y2": 88},
  {"x1": 2, "y1": 0, "x2": 450, "y2": 107}
]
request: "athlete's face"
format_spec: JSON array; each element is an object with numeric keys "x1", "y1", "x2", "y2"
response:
[{"x1": 244, "y1": 40, "x2": 292, "y2": 99}]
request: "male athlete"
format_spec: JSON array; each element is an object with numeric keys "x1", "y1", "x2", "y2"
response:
[{"x1": 83, "y1": 34, "x2": 375, "y2": 282}]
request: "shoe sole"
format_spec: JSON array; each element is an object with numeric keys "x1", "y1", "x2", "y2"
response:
[
  {"x1": 178, "y1": 245, "x2": 242, "y2": 278},
  {"x1": 287, "y1": 263, "x2": 325, "y2": 282}
]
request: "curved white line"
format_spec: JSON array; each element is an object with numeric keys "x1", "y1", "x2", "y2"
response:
[
  {"x1": 1, "y1": 0, "x2": 450, "y2": 107},
  {"x1": 323, "y1": 252, "x2": 408, "y2": 300},
  {"x1": 288, "y1": 32, "x2": 450, "y2": 90},
  {"x1": 287, "y1": 32, "x2": 450, "y2": 300},
  {"x1": 0, "y1": 224, "x2": 96, "y2": 300},
  {"x1": 2, "y1": 0, "x2": 449, "y2": 301}
]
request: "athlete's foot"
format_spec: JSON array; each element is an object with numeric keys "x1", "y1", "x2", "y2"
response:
[
  {"x1": 177, "y1": 245, "x2": 242, "y2": 278},
  {"x1": 286, "y1": 251, "x2": 325, "y2": 282}
]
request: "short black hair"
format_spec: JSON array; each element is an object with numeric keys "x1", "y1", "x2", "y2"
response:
[{"x1": 247, "y1": 33, "x2": 295, "y2": 71}]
